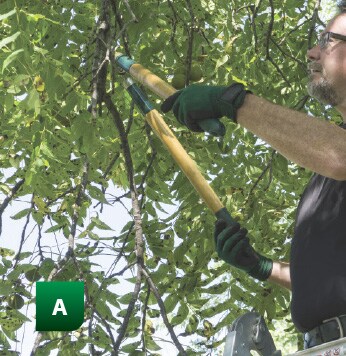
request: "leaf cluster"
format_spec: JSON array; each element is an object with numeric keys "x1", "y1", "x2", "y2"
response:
[{"x1": 0, "y1": 0, "x2": 342, "y2": 355}]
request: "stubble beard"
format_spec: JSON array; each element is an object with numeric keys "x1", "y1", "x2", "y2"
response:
[{"x1": 307, "y1": 73, "x2": 341, "y2": 107}]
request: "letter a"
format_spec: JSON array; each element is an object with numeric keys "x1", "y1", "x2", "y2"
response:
[{"x1": 52, "y1": 299, "x2": 68, "y2": 315}]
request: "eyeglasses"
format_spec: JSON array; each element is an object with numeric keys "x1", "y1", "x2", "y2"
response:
[{"x1": 318, "y1": 31, "x2": 346, "y2": 49}]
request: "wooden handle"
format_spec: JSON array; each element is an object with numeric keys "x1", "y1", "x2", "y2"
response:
[
  {"x1": 129, "y1": 63, "x2": 176, "y2": 100},
  {"x1": 145, "y1": 109, "x2": 224, "y2": 214}
]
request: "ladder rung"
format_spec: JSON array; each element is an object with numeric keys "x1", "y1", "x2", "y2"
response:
[{"x1": 286, "y1": 336, "x2": 346, "y2": 355}]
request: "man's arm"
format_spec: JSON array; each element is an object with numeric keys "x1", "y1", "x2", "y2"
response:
[
  {"x1": 237, "y1": 94, "x2": 346, "y2": 180},
  {"x1": 268, "y1": 261, "x2": 291, "y2": 290}
]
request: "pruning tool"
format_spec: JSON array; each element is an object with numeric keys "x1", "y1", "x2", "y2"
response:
[{"x1": 114, "y1": 52, "x2": 235, "y2": 225}]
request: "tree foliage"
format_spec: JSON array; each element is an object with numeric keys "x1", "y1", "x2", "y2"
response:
[{"x1": 0, "y1": 0, "x2": 343, "y2": 354}]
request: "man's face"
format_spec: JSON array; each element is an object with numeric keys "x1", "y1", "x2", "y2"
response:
[{"x1": 307, "y1": 14, "x2": 346, "y2": 107}]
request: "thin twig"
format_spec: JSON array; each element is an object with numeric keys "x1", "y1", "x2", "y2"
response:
[
  {"x1": 94, "y1": 310, "x2": 118, "y2": 351},
  {"x1": 307, "y1": 0, "x2": 322, "y2": 49},
  {"x1": 141, "y1": 284, "x2": 151, "y2": 352},
  {"x1": 264, "y1": 0, "x2": 291, "y2": 87},
  {"x1": 111, "y1": 0, "x2": 135, "y2": 57},
  {"x1": 104, "y1": 93, "x2": 146, "y2": 351},
  {"x1": 13, "y1": 198, "x2": 35, "y2": 268},
  {"x1": 142, "y1": 267, "x2": 187, "y2": 355},
  {"x1": 167, "y1": 0, "x2": 182, "y2": 60},
  {"x1": 185, "y1": 0, "x2": 195, "y2": 86},
  {"x1": 0, "y1": 179, "x2": 25, "y2": 237},
  {"x1": 114, "y1": 269, "x2": 142, "y2": 352},
  {"x1": 90, "y1": 0, "x2": 111, "y2": 119},
  {"x1": 245, "y1": 150, "x2": 277, "y2": 204}
]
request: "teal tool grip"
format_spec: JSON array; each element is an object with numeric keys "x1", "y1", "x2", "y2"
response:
[
  {"x1": 115, "y1": 53, "x2": 135, "y2": 72},
  {"x1": 199, "y1": 119, "x2": 225, "y2": 136},
  {"x1": 215, "y1": 207, "x2": 236, "y2": 225},
  {"x1": 124, "y1": 78, "x2": 153, "y2": 115}
]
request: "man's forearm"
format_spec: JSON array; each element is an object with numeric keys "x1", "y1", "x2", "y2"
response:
[
  {"x1": 237, "y1": 94, "x2": 346, "y2": 180},
  {"x1": 268, "y1": 261, "x2": 291, "y2": 290}
]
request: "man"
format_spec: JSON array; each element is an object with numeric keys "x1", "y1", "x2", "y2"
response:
[{"x1": 161, "y1": 8, "x2": 346, "y2": 351}]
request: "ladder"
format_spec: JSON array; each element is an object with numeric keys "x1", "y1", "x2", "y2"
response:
[
  {"x1": 224, "y1": 312, "x2": 346, "y2": 356},
  {"x1": 287, "y1": 338, "x2": 346, "y2": 356}
]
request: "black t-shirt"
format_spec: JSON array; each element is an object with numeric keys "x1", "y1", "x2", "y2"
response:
[{"x1": 290, "y1": 124, "x2": 346, "y2": 332}]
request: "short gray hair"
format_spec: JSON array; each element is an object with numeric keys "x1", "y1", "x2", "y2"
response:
[{"x1": 337, "y1": 0, "x2": 346, "y2": 12}]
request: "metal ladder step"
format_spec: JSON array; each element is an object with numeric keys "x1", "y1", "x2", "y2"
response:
[
  {"x1": 287, "y1": 337, "x2": 346, "y2": 355},
  {"x1": 224, "y1": 312, "x2": 346, "y2": 356}
]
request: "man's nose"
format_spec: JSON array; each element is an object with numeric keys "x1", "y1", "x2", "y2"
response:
[{"x1": 307, "y1": 45, "x2": 321, "y2": 61}]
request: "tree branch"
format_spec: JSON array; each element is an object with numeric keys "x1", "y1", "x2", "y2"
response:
[
  {"x1": 113, "y1": 268, "x2": 142, "y2": 351},
  {"x1": 184, "y1": 0, "x2": 196, "y2": 87},
  {"x1": 142, "y1": 267, "x2": 187, "y2": 356},
  {"x1": 141, "y1": 284, "x2": 151, "y2": 352},
  {"x1": 13, "y1": 197, "x2": 35, "y2": 269},
  {"x1": 111, "y1": 0, "x2": 137, "y2": 58},
  {"x1": 91, "y1": 0, "x2": 112, "y2": 119},
  {"x1": 104, "y1": 93, "x2": 147, "y2": 351},
  {"x1": 245, "y1": 150, "x2": 276, "y2": 205},
  {"x1": 94, "y1": 310, "x2": 118, "y2": 351},
  {"x1": 307, "y1": 0, "x2": 322, "y2": 49},
  {"x1": 0, "y1": 179, "x2": 25, "y2": 237}
]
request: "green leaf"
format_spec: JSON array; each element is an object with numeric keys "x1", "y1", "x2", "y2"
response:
[
  {"x1": 16, "y1": 252, "x2": 32, "y2": 260},
  {"x1": 0, "y1": 310, "x2": 29, "y2": 332},
  {"x1": 0, "y1": 330, "x2": 11, "y2": 349},
  {"x1": 2, "y1": 49, "x2": 24, "y2": 73},
  {"x1": 0, "y1": 32, "x2": 20, "y2": 49},
  {"x1": 118, "y1": 292, "x2": 134, "y2": 305},
  {"x1": 0, "y1": 9, "x2": 16, "y2": 21},
  {"x1": 40, "y1": 142, "x2": 56, "y2": 160},
  {"x1": 39, "y1": 258, "x2": 55, "y2": 278},
  {"x1": 121, "y1": 342, "x2": 141, "y2": 353},
  {"x1": 201, "y1": 282, "x2": 230, "y2": 295},
  {"x1": 88, "y1": 231, "x2": 100, "y2": 240},
  {"x1": 90, "y1": 216, "x2": 113, "y2": 231},
  {"x1": 170, "y1": 303, "x2": 189, "y2": 326},
  {"x1": 95, "y1": 299, "x2": 113, "y2": 321},
  {"x1": 23, "y1": 89, "x2": 40, "y2": 114},
  {"x1": 10, "y1": 208, "x2": 31, "y2": 220},
  {"x1": 0, "y1": 248, "x2": 15, "y2": 257},
  {"x1": 88, "y1": 185, "x2": 109, "y2": 204},
  {"x1": 164, "y1": 293, "x2": 179, "y2": 314},
  {"x1": 45, "y1": 224, "x2": 64, "y2": 233},
  {"x1": 215, "y1": 54, "x2": 229, "y2": 69},
  {"x1": 145, "y1": 336, "x2": 161, "y2": 351},
  {"x1": 0, "y1": 280, "x2": 13, "y2": 296},
  {"x1": 264, "y1": 296, "x2": 277, "y2": 320},
  {"x1": 100, "y1": 289, "x2": 120, "y2": 309}
]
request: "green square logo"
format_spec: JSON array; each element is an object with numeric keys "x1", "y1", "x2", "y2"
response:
[{"x1": 36, "y1": 281, "x2": 84, "y2": 331}]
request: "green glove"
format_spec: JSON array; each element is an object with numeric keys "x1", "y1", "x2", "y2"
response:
[
  {"x1": 214, "y1": 219, "x2": 273, "y2": 281},
  {"x1": 161, "y1": 83, "x2": 250, "y2": 136}
]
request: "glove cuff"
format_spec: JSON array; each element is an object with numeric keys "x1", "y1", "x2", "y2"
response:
[
  {"x1": 248, "y1": 255, "x2": 273, "y2": 281},
  {"x1": 218, "y1": 83, "x2": 251, "y2": 123}
]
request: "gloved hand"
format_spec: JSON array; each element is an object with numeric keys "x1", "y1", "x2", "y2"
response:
[
  {"x1": 214, "y1": 219, "x2": 273, "y2": 281},
  {"x1": 161, "y1": 83, "x2": 250, "y2": 136}
]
